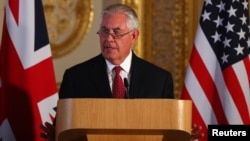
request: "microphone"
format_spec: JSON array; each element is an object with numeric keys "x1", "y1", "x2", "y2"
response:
[{"x1": 124, "y1": 78, "x2": 129, "y2": 98}]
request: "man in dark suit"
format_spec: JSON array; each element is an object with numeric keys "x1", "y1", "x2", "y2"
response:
[
  {"x1": 40, "y1": 3, "x2": 201, "y2": 141},
  {"x1": 59, "y1": 52, "x2": 173, "y2": 99}
]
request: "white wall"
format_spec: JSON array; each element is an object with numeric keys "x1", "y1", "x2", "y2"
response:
[{"x1": 53, "y1": 0, "x2": 103, "y2": 85}]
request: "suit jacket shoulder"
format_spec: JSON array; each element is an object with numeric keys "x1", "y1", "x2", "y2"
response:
[
  {"x1": 129, "y1": 53, "x2": 174, "y2": 98},
  {"x1": 59, "y1": 54, "x2": 113, "y2": 99}
]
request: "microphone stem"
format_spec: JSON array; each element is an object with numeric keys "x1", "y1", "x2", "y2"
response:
[{"x1": 124, "y1": 78, "x2": 129, "y2": 98}]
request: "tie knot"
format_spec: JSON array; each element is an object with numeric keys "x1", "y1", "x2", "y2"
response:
[{"x1": 114, "y1": 66, "x2": 122, "y2": 74}]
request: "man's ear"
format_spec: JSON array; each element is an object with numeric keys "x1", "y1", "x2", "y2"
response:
[{"x1": 131, "y1": 29, "x2": 139, "y2": 42}]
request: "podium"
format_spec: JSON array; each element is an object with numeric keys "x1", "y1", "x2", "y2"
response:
[{"x1": 56, "y1": 98, "x2": 192, "y2": 141}]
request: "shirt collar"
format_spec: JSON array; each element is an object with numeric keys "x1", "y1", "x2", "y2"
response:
[{"x1": 106, "y1": 50, "x2": 132, "y2": 73}]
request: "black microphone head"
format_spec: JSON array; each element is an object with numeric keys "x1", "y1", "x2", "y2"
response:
[
  {"x1": 123, "y1": 78, "x2": 129, "y2": 98},
  {"x1": 124, "y1": 78, "x2": 129, "y2": 88}
]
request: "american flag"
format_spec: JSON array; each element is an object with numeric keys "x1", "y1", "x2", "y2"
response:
[
  {"x1": 0, "y1": 0, "x2": 58, "y2": 140},
  {"x1": 181, "y1": 0, "x2": 250, "y2": 140}
]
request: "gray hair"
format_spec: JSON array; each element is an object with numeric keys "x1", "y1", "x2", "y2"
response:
[{"x1": 100, "y1": 4, "x2": 139, "y2": 30}]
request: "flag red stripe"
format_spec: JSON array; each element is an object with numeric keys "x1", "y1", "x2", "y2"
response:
[
  {"x1": 223, "y1": 58, "x2": 250, "y2": 124},
  {"x1": 245, "y1": 57, "x2": 250, "y2": 84},
  {"x1": 181, "y1": 86, "x2": 208, "y2": 141},
  {"x1": 190, "y1": 45, "x2": 228, "y2": 124}
]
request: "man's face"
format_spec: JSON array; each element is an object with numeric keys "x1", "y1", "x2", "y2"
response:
[{"x1": 98, "y1": 13, "x2": 139, "y2": 65}]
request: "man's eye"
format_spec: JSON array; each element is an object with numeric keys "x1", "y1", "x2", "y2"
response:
[
  {"x1": 102, "y1": 30, "x2": 109, "y2": 33},
  {"x1": 114, "y1": 31, "x2": 121, "y2": 35}
]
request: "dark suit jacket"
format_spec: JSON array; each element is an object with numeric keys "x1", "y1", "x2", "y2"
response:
[{"x1": 59, "y1": 52, "x2": 174, "y2": 99}]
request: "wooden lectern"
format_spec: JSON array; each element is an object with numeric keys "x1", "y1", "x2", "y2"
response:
[{"x1": 56, "y1": 98, "x2": 192, "y2": 141}]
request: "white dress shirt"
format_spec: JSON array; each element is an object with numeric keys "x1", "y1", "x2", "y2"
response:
[{"x1": 105, "y1": 50, "x2": 132, "y2": 92}]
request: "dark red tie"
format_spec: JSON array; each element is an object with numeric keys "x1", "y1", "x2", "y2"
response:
[{"x1": 113, "y1": 66, "x2": 125, "y2": 98}]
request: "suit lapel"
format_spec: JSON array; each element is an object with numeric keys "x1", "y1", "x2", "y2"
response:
[
  {"x1": 90, "y1": 55, "x2": 113, "y2": 98},
  {"x1": 129, "y1": 53, "x2": 146, "y2": 98}
]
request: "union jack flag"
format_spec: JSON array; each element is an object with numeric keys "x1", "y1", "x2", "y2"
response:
[{"x1": 0, "y1": 0, "x2": 58, "y2": 140}]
